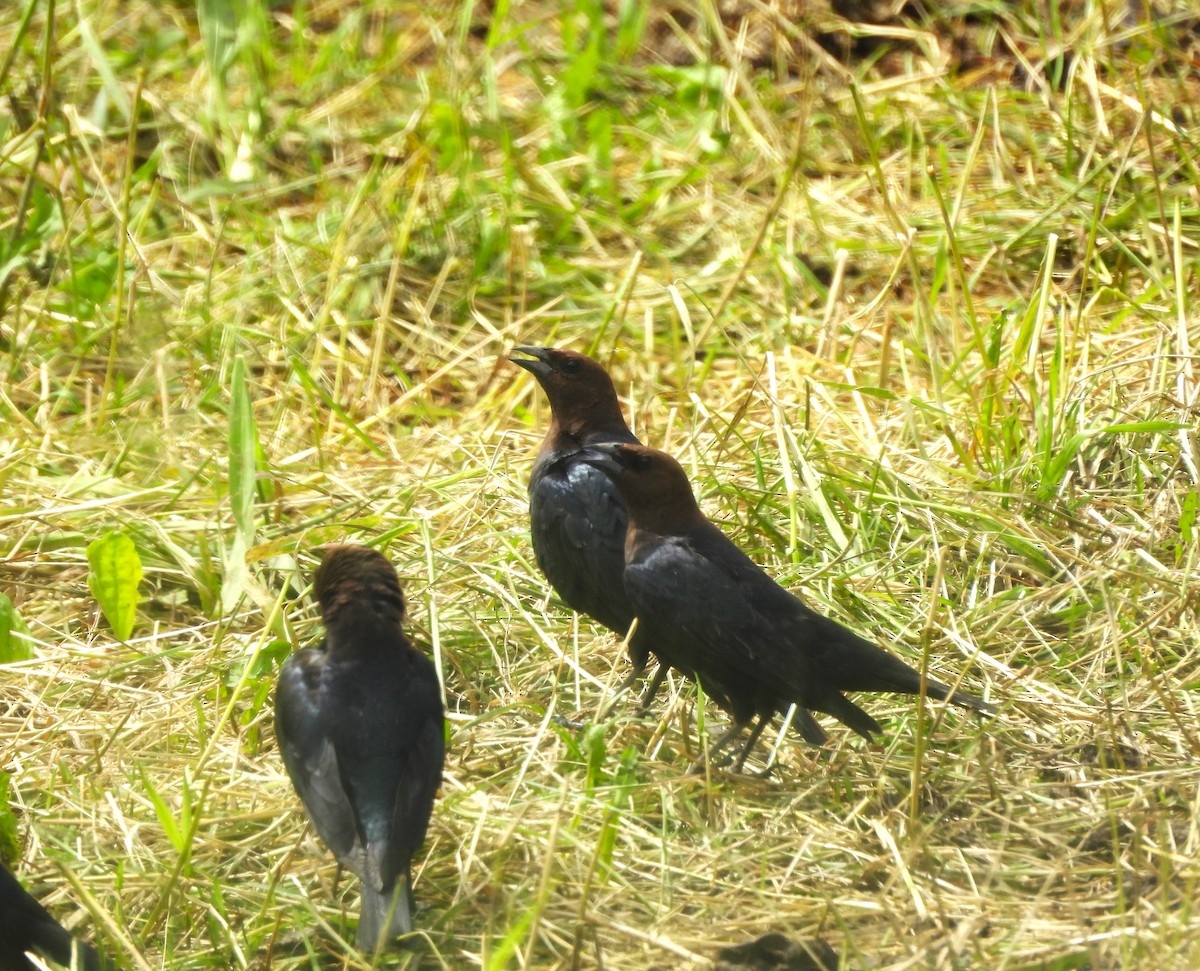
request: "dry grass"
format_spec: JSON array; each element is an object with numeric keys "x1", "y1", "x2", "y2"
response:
[{"x1": 2, "y1": 0, "x2": 1200, "y2": 968}]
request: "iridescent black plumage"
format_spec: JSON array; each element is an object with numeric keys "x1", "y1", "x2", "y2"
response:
[
  {"x1": 275, "y1": 545, "x2": 444, "y2": 950},
  {"x1": 581, "y1": 443, "x2": 994, "y2": 767},
  {"x1": 511, "y1": 347, "x2": 667, "y2": 704}
]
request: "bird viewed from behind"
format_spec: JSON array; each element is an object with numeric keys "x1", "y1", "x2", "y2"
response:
[
  {"x1": 0, "y1": 861, "x2": 111, "y2": 971},
  {"x1": 274, "y1": 545, "x2": 445, "y2": 952},
  {"x1": 510, "y1": 345, "x2": 670, "y2": 707},
  {"x1": 580, "y1": 442, "x2": 994, "y2": 769}
]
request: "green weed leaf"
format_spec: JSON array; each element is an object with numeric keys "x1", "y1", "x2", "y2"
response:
[
  {"x1": 139, "y1": 766, "x2": 183, "y2": 853},
  {"x1": 86, "y1": 531, "x2": 143, "y2": 641},
  {"x1": 0, "y1": 592, "x2": 33, "y2": 663},
  {"x1": 197, "y1": 0, "x2": 239, "y2": 87},
  {"x1": 0, "y1": 771, "x2": 18, "y2": 862},
  {"x1": 1179, "y1": 489, "x2": 1197, "y2": 560},
  {"x1": 224, "y1": 638, "x2": 291, "y2": 689}
]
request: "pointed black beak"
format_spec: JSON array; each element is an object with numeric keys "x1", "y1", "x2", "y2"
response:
[{"x1": 509, "y1": 345, "x2": 554, "y2": 377}]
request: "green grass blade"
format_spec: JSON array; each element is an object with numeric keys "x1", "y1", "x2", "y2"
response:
[{"x1": 228, "y1": 354, "x2": 259, "y2": 545}]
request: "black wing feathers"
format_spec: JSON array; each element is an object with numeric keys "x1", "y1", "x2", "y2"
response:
[
  {"x1": 274, "y1": 545, "x2": 445, "y2": 949},
  {"x1": 0, "y1": 863, "x2": 108, "y2": 971},
  {"x1": 275, "y1": 649, "x2": 362, "y2": 864},
  {"x1": 623, "y1": 509, "x2": 991, "y2": 744}
]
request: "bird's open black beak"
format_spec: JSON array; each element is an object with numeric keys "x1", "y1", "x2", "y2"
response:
[{"x1": 509, "y1": 345, "x2": 554, "y2": 377}]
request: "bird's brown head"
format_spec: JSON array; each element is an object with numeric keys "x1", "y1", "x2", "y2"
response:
[
  {"x1": 579, "y1": 443, "x2": 705, "y2": 535},
  {"x1": 510, "y1": 346, "x2": 632, "y2": 444},
  {"x1": 313, "y1": 544, "x2": 406, "y2": 631}
]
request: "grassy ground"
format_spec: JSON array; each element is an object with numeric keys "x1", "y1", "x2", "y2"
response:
[{"x1": 2, "y1": 0, "x2": 1199, "y2": 968}]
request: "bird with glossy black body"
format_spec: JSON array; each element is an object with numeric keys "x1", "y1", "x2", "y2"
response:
[
  {"x1": 0, "y1": 861, "x2": 109, "y2": 971},
  {"x1": 275, "y1": 545, "x2": 445, "y2": 952},
  {"x1": 579, "y1": 442, "x2": 994, "y2": 769},
  {"x1": 510, "y1": 346, "x2": 669, "y2": 707}
]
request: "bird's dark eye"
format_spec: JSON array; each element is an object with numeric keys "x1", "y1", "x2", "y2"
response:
[
  {"x1": 633, "y1": 453, "x2": 652, "y2": 471},
  {"x1": 561, "y1": 357, "x2": 583, "y2": 374}
]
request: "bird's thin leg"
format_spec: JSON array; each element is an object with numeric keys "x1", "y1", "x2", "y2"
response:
[
  {"x1": 688, "y1": 719, "x2": 750, "y2": 773},
  {"x1": 732, "y1": 716, "x2": 771, "y2": 773},
  {"x1": 598, "y1": 666, "x2": 642, "y2": 719},
  {"x1": 708, "y1": 721, "x2": 745, "y2": 761},
  {"x1": 636, "y1": 662, "x2": 668, "y2": 712},
  {"x1": 611, "y1": 666, "x2": 643, "y2": 697},
  {"x1": 599, "y1": 660, "x2": 666, "y2": 720}
]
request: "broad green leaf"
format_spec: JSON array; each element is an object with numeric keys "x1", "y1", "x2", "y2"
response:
[
  {"x1": 223, "y1": 638, "x2": 291, "y2": 689},
  {"x1": 0, "y1": 771, "x2": 18, "y2": 861},
  {"x1": 221, "y1": 529, "x2": 250, "y2": 614},
  {"x1": 0, "y1": 592, "x2": 33, "y2": 662},
  {"x1": 1180, "y1": 489, "x2": 1198, "y2": 548},
  {"x1": 197, "y1": 0, "x2": 239, "y2": 86},
  {"x1": 86, "y1": 531, "x2": 143, "y2": 641}
]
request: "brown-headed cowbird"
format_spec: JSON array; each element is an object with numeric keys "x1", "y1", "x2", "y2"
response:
[
  {"x1": 0, "y1": 862, "x2": 109, "y2": 971},
  {"x1": 510, "y1": 346, "x2": 668, "y2": 706},
  {"x1": 275, "y1": 545, "x2": 445, "y2": 951},
  {"x1": 580, "y1": 443, "x2": 994, "y2": 766}
]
